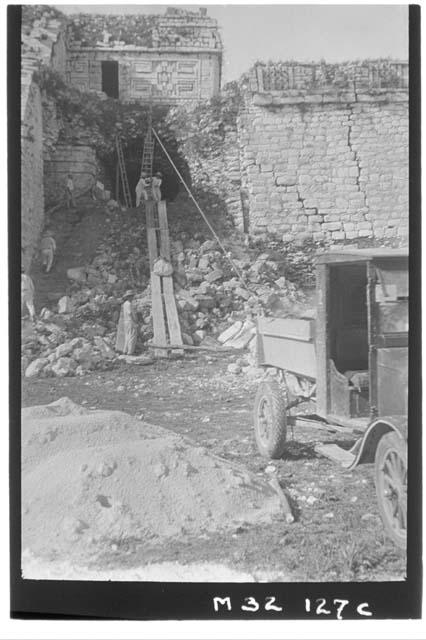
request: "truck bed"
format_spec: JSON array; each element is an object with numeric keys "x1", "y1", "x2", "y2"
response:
[{"x1": 257, "y1": 316, "x2": 316, "y2": 379}]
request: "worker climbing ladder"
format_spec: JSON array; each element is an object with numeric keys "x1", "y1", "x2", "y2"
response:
[{"x1": 115, "y1": 135, "x2": 132, "y2": 209}]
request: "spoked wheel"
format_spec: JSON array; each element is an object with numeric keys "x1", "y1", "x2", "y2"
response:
[
  {"x1": 253, "y1": 379, "x2": 287, "y2": 459},
  {"x1": 375, "y1": 431, "x2": 407, "y2": 549}
]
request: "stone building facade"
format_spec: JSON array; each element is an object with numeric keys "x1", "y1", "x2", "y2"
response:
[
  {"x1": 66, "y1": 8, "x2": 222, "y2": 103},
  {"x1": 21, "y1": 6, "x2": 409, "y2": 266},
  {"x1": 177, "y1": 61, "x2": 409, "y2": 244},
  {"x1": 238, "y1": 62, "x2": 409, "y2": 241},
  {"x1": 20, "y1": 6, "x2": 223, "y2": 266},
  {"x1": 238, "y1": 100, "x2": 408, "y2": 241}
]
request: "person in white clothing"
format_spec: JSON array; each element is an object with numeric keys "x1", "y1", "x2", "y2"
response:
[
  {"x1": 135, "y1": 172, "x2": 150, "y2": 207},
  {"x1": 21, "y1": 267, "x2": 36, "y2": 321},
  {"x1": 65, "y1": 174, "x2": 76, "y2": 209},
  {"x1": 115, "y1": 290, "x2": 138, "y2": 355},
  {"x1": 151, "y1": 171, "x2": 162, "y2": 203},
  {"x1": 40, "y1": 229, "x2": 57, "y2": 273}
]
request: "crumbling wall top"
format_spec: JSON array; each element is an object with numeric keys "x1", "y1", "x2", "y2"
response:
[
  {"x1": 22, "y1": 5, "x2": 66, "y2": 62},
  {"x1": 21, "y1": 5, "x2": 67, "y2": 116},
  {"x1": 66, "y1": 7, "x2": 222, "y2": 51},
  {"x1": 248, "y1": 60, "x2": 408, "y2": 96}
]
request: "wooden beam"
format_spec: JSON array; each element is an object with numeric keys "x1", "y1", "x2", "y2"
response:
[
  {"x1": 315, "y1": 443, "x2": 355, "y2": 468},
  {"x1": 290, "y1": 416, "x2": 362, "y2": 435},
  {"x1": 115, "y1": 162, "x2": 119, "y2": 203},
  {"x1": 146, "y1": 201, "x2": 168, "y2": 358},
  {"x1": 163, "y1": 276, "x2": 183, "y2": 353},
  {"x1": 157, "y1": 201, "x2": 183, "y2": 353},
  {"x1": 157, "y1": 201, "x2": 171, "y2": 259},
  {"x1": 150, "y1": 273, "x2": 168, "y2": 358},
  {"x1": 148, "y1": 343, "x2": 244, "y2": 353}
]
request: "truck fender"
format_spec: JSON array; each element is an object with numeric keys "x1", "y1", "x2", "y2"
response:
[{"x1": 350, "y1": 417, "x2": 407, "y2": 468}]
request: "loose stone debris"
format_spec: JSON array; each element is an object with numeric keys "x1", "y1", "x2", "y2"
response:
[{"x1": 22, "y1": 198, "x2": 310, "y2": 379}]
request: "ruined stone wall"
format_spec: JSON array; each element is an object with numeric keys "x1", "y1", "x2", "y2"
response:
[
  {"x1": 65, "y1": 6, "x2": 222, "y2": 103},
  {"x1": 21, "y1": 80, "x2": 44, "y2": 269},
  {"x1": 21, "y1": 13, "x2": 67, "y2": 267},
  {"x1": 237, "y1": 91, "x2": 408, "y2": 242},
  {"x1": 51, "y1": 30, "x2": 67, "y2": 77},
  {"x1": 67, "y1": 49, "x2": 221, "y2": 103},
  {"x1": 44, "y1": 145, "x2": 98, "y2": 208},
  {"x1": 166, "y1": 96, "x2": 245, "y2": 229}
]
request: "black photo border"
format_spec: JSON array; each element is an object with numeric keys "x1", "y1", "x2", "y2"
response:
[{"x1": 8, "y1": 3, "x2": 422, "y2": 621}]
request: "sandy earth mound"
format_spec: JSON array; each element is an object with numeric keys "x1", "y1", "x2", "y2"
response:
[{"x1": 22, "y1": 398, "x2": 282, "y2": 573}]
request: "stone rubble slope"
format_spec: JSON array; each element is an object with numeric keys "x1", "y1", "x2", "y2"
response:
[
  {"x1": 23, "y1": 195, "x2": 311, "y2": 379},
  {"x1": 22, "y1": 397, "x2": 283, "y2": 563}
]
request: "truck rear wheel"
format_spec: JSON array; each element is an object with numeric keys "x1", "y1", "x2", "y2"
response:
[
  {"x1": 375, "y1": 431, "x2": 407, "y2": 549},
  {"x1": 253, "y1": 379, "x2": 287, "y2": 459}
]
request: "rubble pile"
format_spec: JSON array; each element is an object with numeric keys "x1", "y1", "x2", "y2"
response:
[
  {"x1": 170, "y1": 235, "x2": 307, "y2": 345},
  {"x1": 22, "y1": 398, "x2": 284, "y2": 568},
  {"x1": 23, "y1": 198, "x2": 309, "y2": 378},
  {"x1": 22, "y1": 327, "x2": 117, "y2": 380}
]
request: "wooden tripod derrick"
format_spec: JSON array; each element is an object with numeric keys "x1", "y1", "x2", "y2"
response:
[{"x1": 146, "y1": 200, "x2": 183, "y2": 358}]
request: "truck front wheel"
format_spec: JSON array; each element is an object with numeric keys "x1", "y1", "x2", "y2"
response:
[
  {"x1": 375, "y1": 431, "x2": 407, "y2": 549},
  {"x1": 253, "y1": 379, "x2": 287, "y2": 459}
]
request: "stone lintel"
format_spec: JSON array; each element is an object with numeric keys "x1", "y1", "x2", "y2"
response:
[
  {"x1": 252, "y1": 89, "x2": 408, "y2": 106},
  {"x1": 68, "y1": 46, "x2": 223, "y2": 55}
]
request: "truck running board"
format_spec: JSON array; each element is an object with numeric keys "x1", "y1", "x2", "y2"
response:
[{"x1": 314, "y1": 443, "x2": 355, "y2": 468}]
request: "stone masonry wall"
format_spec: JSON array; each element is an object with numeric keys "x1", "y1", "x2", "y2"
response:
[
  {"x1": 21, "y1": 13, "x2": 66, "y2": 267},
  {"x1": 166, "y1": 101, "x2": 244, "y2": 229},
  {"x1": 21, "y1": 80, "x2": 44, "y2": 269},
  {"x1": 44, "y1": 145, "x2": 98, "y2": 208},
  {"x1": 237, "y1": 92, "x2": 408, "y2": 242},
  {"x1": 66, "y1": 8, "x2": 222, "y2": 104},
  {"x1": 67, "y1": 49, "x2": 221, "y2": 104}
]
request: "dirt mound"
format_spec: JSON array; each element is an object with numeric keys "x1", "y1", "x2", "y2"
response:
[{"x1": 22, "y1": 398, "x2": 282, "y2": 564}]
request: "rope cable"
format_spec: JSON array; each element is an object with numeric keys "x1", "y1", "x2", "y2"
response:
[{"x1": 152, "y1": 127, "x2": 256, "y2": 296}]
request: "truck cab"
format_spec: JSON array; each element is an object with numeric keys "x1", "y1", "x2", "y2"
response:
[
  {"x1": 253, "y1": 247, "x2": 408, "y2": 548},
  {"x1": 315, "y1": 248, "x2": 408, "y2": 423}
]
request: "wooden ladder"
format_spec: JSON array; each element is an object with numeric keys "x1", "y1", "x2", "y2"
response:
[
  {"x1": 115, "y1": 135, "x2": 132, "y2": 208},
  {"x1": 146, "y1": 200, "x2": 183, "y2": 358},
  {"x1": 141, "y1": 112, "x2": 155, "y2": 176},
  {"x1": 139, "y1": 110, "x2": 155, "y2": 204}
]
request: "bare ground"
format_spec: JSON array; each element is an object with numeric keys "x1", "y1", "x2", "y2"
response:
[{"x1": 22, "y1": 352, "x2": 406, "y2": 582}]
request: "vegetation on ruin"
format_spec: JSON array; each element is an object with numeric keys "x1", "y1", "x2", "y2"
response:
[
  {"x1": 166, "y1": 84, "x2": 244, "y2": 158},
  {"x1": 34, "y1": 65, "x2": 186, "y2": 170},
  {"x1": 67, "y1": 13, "x2": 158, "y2": 47},
  {"x1": 22, "y1": 4, "x2": 66, "y2": 31}
]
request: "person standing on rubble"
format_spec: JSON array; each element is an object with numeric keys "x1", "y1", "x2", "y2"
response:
[
  {"x1": 135, "y1": 171, "x2": 149, "y2": 207},
  {"x1": 65, "y1": 173, "x2": 76, "y2": 209},
  {"x1": 21, "y1": 266, "x2": 36, "y2": 322},
  {"x1": 151, "y1": 171, "x2": 162, "y2": 202},
  {"x1": 116, "y1": 290, "x2": 138, "y2": 355},
  {"x1": 40, "y1": 228, "x2": 56, "y2": 273}
]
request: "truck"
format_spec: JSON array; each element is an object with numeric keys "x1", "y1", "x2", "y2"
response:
[{"x1": 253, "y1": 248, "x2": 408, "y2": 548}]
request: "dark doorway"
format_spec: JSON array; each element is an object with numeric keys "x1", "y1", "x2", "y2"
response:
[{"x1": 101, "y1": 61, "x2": 119, "y2": 99}]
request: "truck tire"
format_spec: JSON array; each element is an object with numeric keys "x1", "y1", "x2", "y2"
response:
[
  {"x1": 253, "y1": 379, "x2": 287, "y2": 459},
  {"x1": 375, "y1": 431, "x2": 407, "y2": 549}
]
